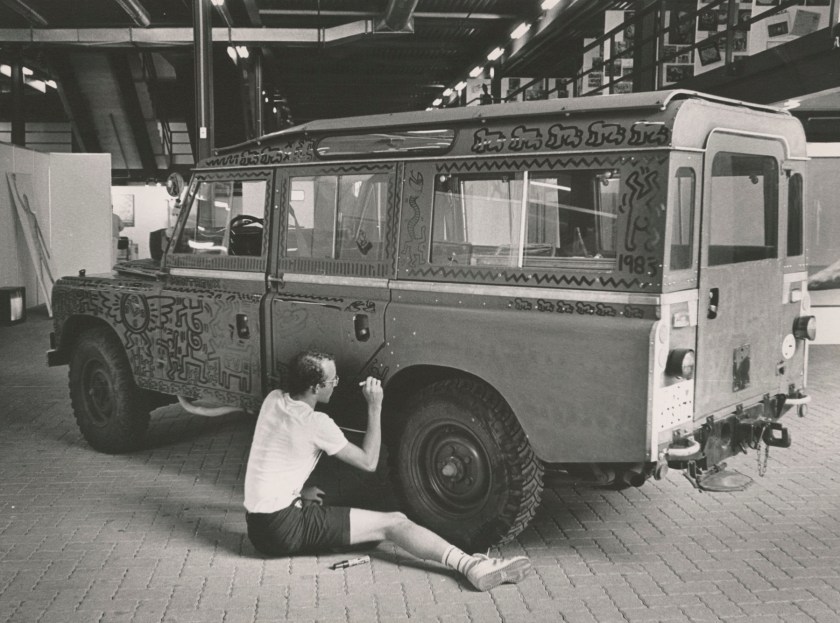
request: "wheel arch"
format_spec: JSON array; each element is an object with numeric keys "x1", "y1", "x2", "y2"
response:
[
  {"x1": 55, "y1": 315, "x2": 123, "y2": 365},
  {"x1": 382, "y1": 364, "x2": 509, "y2": 438}
]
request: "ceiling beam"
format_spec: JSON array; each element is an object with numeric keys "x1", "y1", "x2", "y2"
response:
[
  {"x1": 258, "y1": 10, "x2": 516, "y2": 21},
  {"x1": 112, "y1": 0, "x2": 151, "y2": 28},
  {"x1": 0, "y1": 25, "x2": 409, "y2": 46},
  {"x1": 0, "y1": 0, "x2": 47, "y2": 26}
]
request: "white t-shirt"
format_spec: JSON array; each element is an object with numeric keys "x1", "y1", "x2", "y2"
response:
[{"x1": 244, "y1": 390, "x2": 348, "y2": 513}]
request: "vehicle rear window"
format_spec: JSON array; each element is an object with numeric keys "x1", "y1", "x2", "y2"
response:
[
  {"x1": 708, "y1": 152, "x2": 778, "y2": 265},
  {"x1": 430, "y1": 169, "x2": 618, "y2": 269}
]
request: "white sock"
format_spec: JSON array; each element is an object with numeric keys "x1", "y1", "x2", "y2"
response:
[{"x1": 441, "y1": 545, "x2": 476, "y2": 575}]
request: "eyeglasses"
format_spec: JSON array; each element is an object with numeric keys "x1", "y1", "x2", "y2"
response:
[{"x1": 323, "y1": 376, "x2": 339, "y2": 387}]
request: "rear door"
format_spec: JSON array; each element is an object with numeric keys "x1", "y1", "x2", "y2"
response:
[{"x1": 695, "y1": 133, "x2": 786, "y2": 418}]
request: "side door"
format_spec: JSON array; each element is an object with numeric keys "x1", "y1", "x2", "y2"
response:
[
  {"x1": 154, "y1": 170, "x2": 273, "y2": 412},
  {"x1": 266, "y1": 164, "x2": 398, "y2": 424},
  {"x1": 695, "y1": 133, "x2": 786, "y2": 418}
]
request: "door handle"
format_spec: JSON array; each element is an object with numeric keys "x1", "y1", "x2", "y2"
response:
[
  {"x1": 236, "y1": 313, "x2": 250, "y2": 339},
  {"x1": 708, "y1": 287, "x2": 719, "y2": 319},
  {"x1": 354, "y1": 314, "x2": 370, "y2": 342}
]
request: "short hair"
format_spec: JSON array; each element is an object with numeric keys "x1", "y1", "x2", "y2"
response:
[{"x1": 287, "y1": 351, "x2": 334, "y2": 395}]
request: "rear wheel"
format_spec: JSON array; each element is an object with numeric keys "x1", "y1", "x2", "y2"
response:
[
  {"x1": 69, "y1": 327, "x2": 150, "y2": 453},
  {"x1": 391, "y1": 378, "x2": 543, "y2": 550}
]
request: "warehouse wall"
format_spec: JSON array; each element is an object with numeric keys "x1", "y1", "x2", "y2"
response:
[{"x1": 0, "y1": 143, "x2": 111, "y2": 309}]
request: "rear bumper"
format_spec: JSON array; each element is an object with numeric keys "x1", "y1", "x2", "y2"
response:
[{"x1": 666, "y1": 392, "x2": 803, "y2": 469}]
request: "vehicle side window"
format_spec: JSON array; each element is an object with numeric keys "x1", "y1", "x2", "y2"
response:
[
  {"x1": 787, "y1": 173, "x2": 803, "y2": 257},
  {"x1": 287, "y1": 173, "x2": 389, "y2": 261},
  {"x1": 669, "y1": 168, "x2": 695, "y2": 270},
  {"x1": 174, "y1": 179, "x2": 267, "y2": 256},
  {"x1": 524, "y1": 171, "x2": 618, "y2": 266},
  {"x1": 431, "y1": 173, "x2": 524, "y2": 266},
  {"x1": 431, "y1": 170, "x2": 618, "y2": 268},
  {"x1": 708, "y1": 152, "x2": 778, "y2": 265}
]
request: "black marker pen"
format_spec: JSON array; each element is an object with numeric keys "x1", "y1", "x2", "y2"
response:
[{"x1": 330, "y1": 555, "x2": 370, "y2": 570}]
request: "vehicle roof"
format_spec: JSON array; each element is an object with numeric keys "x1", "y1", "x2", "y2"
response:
[{"x1": 214, "y1": 89, "x2": 789, "y2": 155}]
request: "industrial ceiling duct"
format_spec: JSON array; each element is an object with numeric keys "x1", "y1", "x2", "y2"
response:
[{"x1": 377, "y1": 0, "x2": 420, "y2": 33}]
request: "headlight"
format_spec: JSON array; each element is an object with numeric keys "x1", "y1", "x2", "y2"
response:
[
  {"x1": 793, "y1": 315, "x2": 816, "y2": 341},
  {"x1": 665, "y1": 349, "x2": 695, "y2": 379}
]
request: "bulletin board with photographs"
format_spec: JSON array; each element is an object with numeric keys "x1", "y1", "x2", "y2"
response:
[
  {"x1": 603, "y1": 10, "x2": 636, "y2": 95},
  {"x1": 579, "y1": 38, "x2": 605, "y2": 95},
  {"x1": 662, "y1": 3, "x2": 696, "y2": 86},
  {"x1": 749, "y1": 0, "x2": 830, "y2": 54},
  {"x1": 692, "y1": 0, "x2": 753, "y2": 77}
]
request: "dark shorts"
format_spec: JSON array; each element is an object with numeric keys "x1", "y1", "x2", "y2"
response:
[{"x1": 246, "y1": 503, "x2": 351, "y2": 556}]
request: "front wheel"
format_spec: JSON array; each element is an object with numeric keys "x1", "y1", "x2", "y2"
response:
[
  {"x1": 391, "y1": 379, "x2": 543, "y2": 550},
  {"x1": 68, "y1": 327, "x2": 150, "y2": 453}
]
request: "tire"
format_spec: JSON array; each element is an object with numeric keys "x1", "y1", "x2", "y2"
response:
[
  {"x1": 391, "y1": 378, "x2": 543, "y2": 550},
  {"x1": 68, "y1": 327, "x2": 150, "y2": 453}
]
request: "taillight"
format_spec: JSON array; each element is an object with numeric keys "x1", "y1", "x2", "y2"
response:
[
  {"x1": 665, "y1": 349, "x2": 695, "y2": 379},
  {"x1": 793, "y1": 315, "x2": 816, "y2": 341}
]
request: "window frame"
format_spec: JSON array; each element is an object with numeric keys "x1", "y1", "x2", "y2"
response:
[
  {"x1": 277, "y1": 164, "x2": 398, "y2": 278},
  {"x1": 166, "y1": 169, "x2": 273, "y2": 272}
]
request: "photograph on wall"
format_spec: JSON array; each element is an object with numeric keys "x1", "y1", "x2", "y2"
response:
[
  {"x1": 736, "y1": 9, "x2": 752, "y2": 30},
  {"x1": 668, "y1": 10, "x2": 694, "y2": 44},
  {"x1": 790, "y1": 9, "x2": 821, "y2": 35},
  {"x1": 665, "y1": 64, "x2": 693, "y2": 84},
  {"x1": 767, "y1": 20, "x2": 789, "y2": 36},
  {"x1": 113, "y1": 194, "x2": 135, "y2": 228},
  {"x1": 733, "y1": 30, "x2": 748, "y2": 51},
  {"x1": 613, "y1": 80, "x2": 633, "y2": 94},
  {"x1": 587, "y1": 71, "x2": 603, "y2": 88},
  {"x1": 756, "y1": 0, "x2": 780, "y2": 5},
  {"x1": 698, "y1": 40, "x2": 722, "y2": 66},
  {"x1": 805, "y1": 0, "x2": 829, "y2": 6},
  {"x1": 697, "y1": 10, "x2": 718, "y2": 31}
]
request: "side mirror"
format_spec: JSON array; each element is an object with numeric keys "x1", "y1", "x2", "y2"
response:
[{"x1": 165, "y1": 172, "x2": 186, "y2": 198}]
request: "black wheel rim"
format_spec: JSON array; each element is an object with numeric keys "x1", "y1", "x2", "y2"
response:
[
  {"x1": 411, "y1": 420, "x2": 491, "y2": 516},
  {"x1": 82, "y1": 359, "x2": 115, "y2": 427}
]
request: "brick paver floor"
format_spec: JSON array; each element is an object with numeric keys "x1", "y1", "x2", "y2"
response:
[{"x1": 1, "y1": 308, "x2": 839, "y2": 622}]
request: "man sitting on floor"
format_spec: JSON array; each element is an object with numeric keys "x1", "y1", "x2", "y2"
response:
[{"x1": 243, "y1": 350, "x2": 532, "y2": 591}]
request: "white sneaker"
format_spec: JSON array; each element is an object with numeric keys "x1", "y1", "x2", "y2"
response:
[{"x1": 463, "y1": 554, "x2": 532, "y2": 591}]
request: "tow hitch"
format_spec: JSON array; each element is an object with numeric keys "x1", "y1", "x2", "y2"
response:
[{"x1": 737, "y1": 418, "x2": 791, "y2": 450}]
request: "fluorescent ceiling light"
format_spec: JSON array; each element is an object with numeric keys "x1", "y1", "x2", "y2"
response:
[
  {"x1": 236, "y1": 46, "x2": 249, "y2": 59},
  {"x1": 443, "y1": 88, "x2": 453, "y2": 97},
  {"x1": 541, "y1": 0, "x2": 561, "y2": 10},
  {"x1": 45, "y1": 80, "x2": 57, "y2": 89},
  {"x1": 227, "y1": 46, "x2": 237, "y2": 61},
  {"x1": 510, "y1": 23, "x2": 531, "y2": 39},
  {"x1": 487, "y1": 47, "x2": 504, "y2": 61},
  {"x1": 455, "y1": 81, "x2": 467, "y2": 92},
  {"x1": 0, "y1": 65, "x2": 10, "y2": 77},
  {"x1": 469, "y1": 66, "x2": 483, "y2": 78},
  {"x1": 432, "y1": 98, "x2": 442, "y2": 106},
  {"x1": 22, "y1": 67, "x2": 33, "y2": 76},
  {"x1": 210, "y1": 0, "x2": 225, "y2": 6}
]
